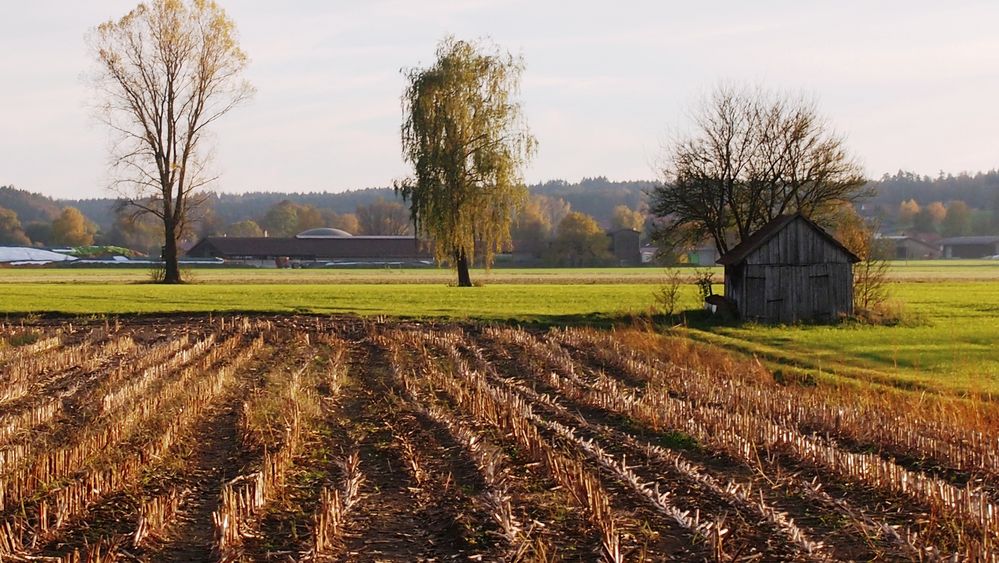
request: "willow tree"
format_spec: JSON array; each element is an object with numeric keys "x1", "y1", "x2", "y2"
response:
[
  {"x1": 398, "y1": 37, "x2": 536, "y2": 287},
  {"x1": 90, "y1": 0, "x2": 252, "y2": 283}
]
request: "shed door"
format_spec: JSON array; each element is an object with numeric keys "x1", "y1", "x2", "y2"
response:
[
  {"x1": 812, "y1": 274, "x2": 833, "y2": 317},
  {"x1": 811, "y1": 271, "x2": 831, "y2": 319},
  {"x1": 745, "y1": 275, "x2": 765, "y2": 320},
  {"x1": 766, "y1": 267, "x2": 786, "y2": 323}
]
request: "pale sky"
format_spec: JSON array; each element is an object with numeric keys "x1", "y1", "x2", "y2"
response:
[{"x1": 1, "y1": 1, "x2": 997, "y2": 199}]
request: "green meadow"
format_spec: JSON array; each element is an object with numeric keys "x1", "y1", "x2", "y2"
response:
[
  {"x1": 0, "y1": 282, "x2": 668, "y2": 322},
  {"x1": 681, "y1": 281, "x2": 999, "y2": 397},
  {"x1": 1, "y1": 260, "x2": 997, "y2": 397}
]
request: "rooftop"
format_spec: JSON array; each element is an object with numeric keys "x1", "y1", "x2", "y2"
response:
[
  {"x1": 938, "y1": 236, "x2": 999, "y2": 245},
  {"x1": 295, "y1": 228, "x2": 353, "y2": 239},
  {"x1": 717, "y1": 213, "x2": 859, "y2": 265}
]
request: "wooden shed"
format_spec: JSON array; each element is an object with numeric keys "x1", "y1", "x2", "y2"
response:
[
  {"x1": 716, "y1": 213, "x2": 859, "y2": 324},
  {"x1": 607, "y1": 229, "x2": 642, "y2": 266}
]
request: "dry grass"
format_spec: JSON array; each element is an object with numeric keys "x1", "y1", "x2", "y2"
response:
[{"x1": 0, "y1": 317, "x2": 995, "y2": 561}]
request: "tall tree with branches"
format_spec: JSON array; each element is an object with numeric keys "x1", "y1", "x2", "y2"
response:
[
  {"x1": 356, "y1": 197, "x2": 412, "y2": 236},
  {"x1": 398, "y1": 37, "x2": 536, "y2": 287},
  {"x1": 650, "y1": 85, "x2": 867, "y2": 256},
  {"x1": 90, "y1": 0, "x2": 252, "y2": 283}
]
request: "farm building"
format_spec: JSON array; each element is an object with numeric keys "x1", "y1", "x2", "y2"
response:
[
  {"x1": 717, "y1": 214, "x2": 859, "y2": 324},
  {"x1": 687, "y1": 242, "x2": 721, "y2": 266},
  {"x1": 938, "y1": 236, "x2": 999, "y2": 258},
  {"x1": 186, "y1": 228, "x2": 433, "y2": 267},
  {"x1": 607, "y1": 228, "x2": 642, "y2": 266},
  {"x1": 634, "y1": 241, "x2": 719, "y2": 266},
  {"x1": 882, "y1": 235, "x2": 941, "y2": 260},
  {"x1": 639, "y1": 244, "x2": 657, "y2": 264}
]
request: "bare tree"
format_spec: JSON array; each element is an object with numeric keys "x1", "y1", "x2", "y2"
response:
[
  {"x1": 834, "y1": 205, "x2": 892, "y2": 317},
  {"x1": 650, "y1": 85, "x2": 867, "y2": 256},
  {"x1": 90, "y1": 0, "x2": 252, "y2": 283},
  {"x1": 356, "y1": 198, "x2": 413, "y2": 236}
]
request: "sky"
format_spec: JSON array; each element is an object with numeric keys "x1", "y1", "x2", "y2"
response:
[{"x1": 1, "y1": 1, "x2": 997, "y2": 199}]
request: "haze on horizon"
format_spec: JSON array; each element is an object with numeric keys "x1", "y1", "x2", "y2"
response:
[{"x1": 1, "y1": 0, "x2": 997, "y2": 200}]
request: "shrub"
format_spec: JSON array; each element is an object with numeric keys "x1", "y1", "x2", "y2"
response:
[{"x1": 653, "y1": 268, "x2": 683, "y2": 316}]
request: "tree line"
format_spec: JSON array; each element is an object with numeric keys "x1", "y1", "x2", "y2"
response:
[
  {"x1": 871, "y1": 169, "x2": 999, "y2": 209},
  {"x1": 863, "y1": 171, "x2": 999, "y2": 238},
  {"x1": 5, "y1": 169, "x2": 999, "y2": 256},
  {"x1": 0, "y1": 183, "x2": 647, "y2": 268},
  {"x1": 0, "y1": 190, "x2": 414, "y2": 255},
  {"x1": 0, "y1": 204, "x2": 97, "y2": 248},
  {"x1": 6, "y1": 0, "x2": 997, "y2": 283}
]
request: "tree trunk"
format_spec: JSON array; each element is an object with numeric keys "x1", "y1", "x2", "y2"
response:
[
  {"x1": 163, "y1": 220, "x2": 182, "y2": 284},
  {"x1": 455, "y1": 249, "x2": 472, "y2": 287}
]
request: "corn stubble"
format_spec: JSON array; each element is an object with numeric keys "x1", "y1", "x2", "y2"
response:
[{"x1": 0, "y1": 318, "x2": 995, "y2": 560}]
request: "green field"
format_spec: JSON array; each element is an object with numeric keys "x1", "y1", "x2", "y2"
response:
[
  {"x1": 1, "y1": 260, "x2": 998, "y2": 397},
  {"x1": 681, "y1": 281, "x2": 999, "y2": 397},
  {"x1": 1, "y1": 259, "x2": 998, "y2": 284},
  {"x1": 0, "y1": 282, "x2": 670, "y2": 322},
  {"x1": 0, "y1": 266, "x2": 670, "y2": 285}
]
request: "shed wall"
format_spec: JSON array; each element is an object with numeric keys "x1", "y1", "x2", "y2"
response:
[
  {"x1": 725, "y1": 217, "x2": 854, "y2": 323},
  {"x1": 609, "y1": 230, "x2": 641, "y2": 266},
  {"x1": 944, "y1": 243, "x2": 999, "y2": 259}
]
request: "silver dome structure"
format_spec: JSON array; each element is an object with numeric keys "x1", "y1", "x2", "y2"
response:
[{"x1": 295, "y1": 227, "x2": 354, "y2": 239}]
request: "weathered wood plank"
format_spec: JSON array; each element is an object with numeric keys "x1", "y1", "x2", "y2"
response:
[{"x1": 728, "y1": 215, "x2": 854, "y2": 323}]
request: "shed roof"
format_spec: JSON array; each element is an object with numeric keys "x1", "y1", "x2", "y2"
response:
[
  {"x1": 186, "y1": 236, "x2": 431, "y2": 260},
  {"x1": 717, "y1": 213, "x2": 860, "y2": 265},
  {"x1": 938, "y1": 236, "x2": 999, "y2": 246},
  {"x1": 883, "y1": 236, "x2": 940, "y2": 251},
  {"x1": 296, "y1": 227, "x2": 353, "y2": 238}
]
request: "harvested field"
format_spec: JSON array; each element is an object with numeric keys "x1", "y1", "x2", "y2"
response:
[{"x1": 0, "y1": 316, "x2": 995, "y2": 561}]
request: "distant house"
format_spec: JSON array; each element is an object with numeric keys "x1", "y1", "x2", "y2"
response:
[
  {"x1": 717, "y1": 214, "x2": 859, "y2": 324},
  {"x1": 186, "y1": 228, "x2": 433, "y2": 267},
  {"x1": 687, "y1": 243, "x2": 721, "y2": 266},
  {"x1": 639, "y1": 245, "x2": 657, "y2": 264},
  {"x1": 633, "y1": 241, "x2": 718, "y2": 266},
  {"x1": 938, "y1": 236, "x2": 999, "y2": 258},
  {"x1": 882, "y1": 235, "x2": 941, "y2": 260},
  {"x1": 607, "y1": 229, "x2": 641, "y2": 266}
]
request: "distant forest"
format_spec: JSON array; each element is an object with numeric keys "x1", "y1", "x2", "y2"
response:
[
  {"x1": 1, "y1": 170, "x2": 998, "y2": 254},
  {"x1": 870, "y1": 170, "x2": 999, "y2": 209},
  {"x1": 57, "y1": 177, "x2": 652, "y2": 231}
]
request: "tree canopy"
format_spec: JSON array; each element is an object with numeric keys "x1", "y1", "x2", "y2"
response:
[
  {"x1": 941, "y1": 200, "x2": 972, "y2": 237},
  {"x1": 51, "y1": 207, "x2": 97, "y2": 246},
  {"x1": 610, "y1": 205, "x2": 645, "y2": 232},
  {"x1": 224, "y1": 219, "x2": 263, "y2": 237},
  {"x1": 90, "y1": 0, "x2": 252, "y2": 282},
  {"x1": 510, "y1": 196, "x2": 554, "y2": 257},
  {"x1": 0, "y1": 207, "x2": 31, "y2": 246},
  {"x1": 263, "y1": 201, "x2": 318, "y2": 237},
  {"x1": 356, "y1": 198, "x2": 412, "y2": 236},
  {"x1": 548, "y1": 211, "x2": 612, "y2": 266},
  {"x1": 398, "y1": 37, "x2": 536, "y2": 286},
  {"x1": 650, "y1": 85, "x2": 867, "y2": 255}
]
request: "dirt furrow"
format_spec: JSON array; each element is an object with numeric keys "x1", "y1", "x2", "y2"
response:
[
  {"x1": 140, "y1": 340, "x2": 277, "y2": 562},
  {"x1": 541, "y1": 334, "x2": 978, "y2": 555},
  {"x1": 558, "y1": 328, "x2": 999, "y2": 499},
  {"x1": 473, "y1": 328, "x2": 922, "y2": 560},
  {"x1": 324, "y1": 339, "x2": 472, "y2": 562},
  {"x1": 454, "y1": 331, "x2": 802, "y2": 561}
]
